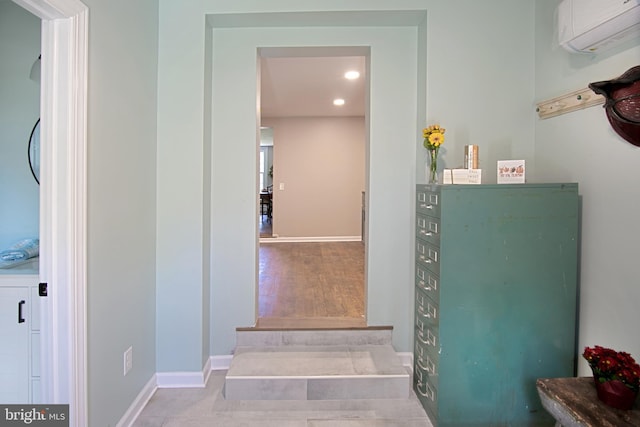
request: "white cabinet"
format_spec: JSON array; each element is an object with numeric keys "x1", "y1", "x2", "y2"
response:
[{"x1": 0, "y1": 275, "x2": 40, "y2": 403}]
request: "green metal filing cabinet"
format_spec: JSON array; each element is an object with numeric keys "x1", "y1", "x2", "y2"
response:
[{"x1": 413, "y1": 184, "x2": 579, "y2": 427}]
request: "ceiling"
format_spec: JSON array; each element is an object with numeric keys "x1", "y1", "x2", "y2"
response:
[{"x1": 260, "y1": 55, "x2": 367, "y2": 118}]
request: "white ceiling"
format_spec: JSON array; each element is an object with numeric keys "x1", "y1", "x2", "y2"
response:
[{"x1": 260, "y1": 55, "x2": 367, "y2": 118}]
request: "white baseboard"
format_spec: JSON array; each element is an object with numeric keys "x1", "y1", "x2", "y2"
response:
[
  {"x1": 397, "y1": 352, "x2": 413, "y2": 371},
  {"x1": 156, "y1": 371, "x2": 206, "y2": 388},
  {"x1": 116, "y1": 374, "x2": 157, "y2": 427},
  {"x1": 156, "y1": 357, "x2": 212, "y2": 388},
  {"x1": 260, "y1": 236, "x2": 361, "y2": 243},
  {"x1": 210, "y1": 355, "x2": 233, "y2": 370}
]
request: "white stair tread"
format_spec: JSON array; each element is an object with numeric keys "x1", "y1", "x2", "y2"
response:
[{"x1": 227, "y1": 345, "x2": 408, "y2": 378}]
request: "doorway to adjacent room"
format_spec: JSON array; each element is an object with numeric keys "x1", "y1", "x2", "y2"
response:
[{"x1": 256, "y1": 48, "x2": 368, "y2": 328}]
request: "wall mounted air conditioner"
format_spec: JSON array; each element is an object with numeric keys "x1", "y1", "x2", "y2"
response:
[{"x1": 558, "y1": 0, "x2": 640, "y2": 53}]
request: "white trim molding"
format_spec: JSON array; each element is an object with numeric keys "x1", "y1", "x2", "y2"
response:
[
  {"x1": 115, "y1": 375, "x2": 157, "y2": 427},
  {"x1": 12, "y1": 1, "x2": 89, "y2": 426},
  {"x1": 156, "y1": 358, "x2": 212, "y2": 389},
  {"x1": 13, "y1": 0, "x2": 85, "y2": 18},
  {"x1": 210, "y1": 355, "x2": 233, "y2": 371},
  {"x1": 397, "y1": 352, "x2": 413, "y2": 371},
  {"x1": 156, "y1": 372, "x2": 207, "y2": 389},
  {"x1": 260, "y1": 236, "x2": 362, "y2": 243}
]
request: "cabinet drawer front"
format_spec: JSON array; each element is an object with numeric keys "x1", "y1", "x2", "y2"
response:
[
  {"x1": 416, "y1": 213, "x2": 440, "y2": 244},
  {"x1": 416, "y1": 240, "x2": 440, "y2": 275},
  {"x1": 415, "y1": 287, "x2": 439, "y2": 326},
  {"x1": 414, "y1": 339, "x2": 439, "y2": 379},
  {"x1": 415, "y1": 315, "x2": 439, "y2": 353},
  {"x1": 416, "y1": 187, "x2": 441, "y2": 217},
  {"x1": 414, "y1": 329, "x2": 440, "y2": 373},
  {"x1": 414, "y1": 361, "x2": 438, "y2": 415},
  {"x1": 415, "y1": 264, "x2": 439, "y2": 302}
]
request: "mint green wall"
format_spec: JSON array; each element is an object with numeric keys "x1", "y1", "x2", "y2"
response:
[
  {"x1": 72, "y1": 0, "x2": 640, "y2": 422},
  {"x1": 84, "y1": 0, "x2": 159, "y2": 425},
  {"x1": 156, "y1": 0, "x2": 208, "y2": 372},
  {"x1": 155, "y1": 0, "x2": 536, "y2": 365},
  {"x1": 0, "y1": 1, "x2": 40, "y2": 251},
  {"x1": 210, "y1": 25, "x2": 418, "y2": 354},
  {"x1": 420, "y1": 1, "x2": 535, "y2": 181},
  {"x1": 534, "y1": 1, "x2": 640, "y2": 374}
]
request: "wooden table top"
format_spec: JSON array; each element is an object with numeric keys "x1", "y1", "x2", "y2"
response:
[{"x1": 537, "y1": 377, "x2": 640, "y2": 427}]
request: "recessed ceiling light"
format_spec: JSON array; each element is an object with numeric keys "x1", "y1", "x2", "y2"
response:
[
  {"x1": 344, "y1": 71, "x2": 360, "y2": 80},
  {"x1": 333, "y1": 98, "x2": 345, "y2": 106}
]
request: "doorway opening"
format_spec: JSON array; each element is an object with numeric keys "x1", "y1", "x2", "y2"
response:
[
  {"x1": 259, "y1": 127, "x2": 273, "y2": 238},
  {"x1": 256, "y1": 47, "x2": 369, "y2": 329},
  {"x1": 12, "y1": 0, "x2": 89, "y2": 424},
  {"x1": 0, "y1": 0, "x2": 40, "y2": 404}
]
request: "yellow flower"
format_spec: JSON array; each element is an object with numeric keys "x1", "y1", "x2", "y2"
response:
[
  {"x1": 422, "y1": 123, "x2": 446, "y2": 151},
  {"x1": 429, "y1": 132, "x2": 444, "y2": 147}
]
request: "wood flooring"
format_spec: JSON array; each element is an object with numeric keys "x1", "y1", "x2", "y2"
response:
[
  {"x1": 259, "y1": 216, "x2": 272, "y2": 238},
  {"x1": 257, "y1": 241, "x2": 365, "y2": 329}
]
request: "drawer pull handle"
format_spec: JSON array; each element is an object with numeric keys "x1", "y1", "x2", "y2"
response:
[
  {"x1": 416, "y1": 357, "x2": 435, "y2": 375},
  {"x1": 18, "y1": 300, "x2": 26, "y2": 324},
  {"x1": 418, "y1": 303, "x2": 437, "y2": 319},
  {"x1": 414, "y1": 361, "x2": 424, "y2": 381},
  {"x1": 416, "y1": 357, "x2": 427, "y2": 372},
  {"x1": 419, "y1": 203, "x2": 434, "y2": 210},
  {"x1": 417, "y1": 280, "x2": 436, "y2": 292},
  {"x1": 416, "y1": 380, "x2": 436, "y2": 401},
  {"x1": 420, "y1": 230, "x2": 433, "y2": 236},
  {"x1": 417, "y1": 331, "x2": 428, "y2": 345},
  {"x1": 419, "y1": 255, "x2": 432, "y2": 264},
  {"x1": 417, "y1": 329, "x2": 437, "y2": 347}
]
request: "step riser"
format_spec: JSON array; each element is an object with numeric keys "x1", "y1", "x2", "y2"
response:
[
  {"x1": 236, "y1": 329, "x2": 393, "y2": 348},
  {"x1": 224, "y1": 376, "x2": 410, "y2": 400},
  {"x1": 227, "y1": 329, "x2": 407, "y2": 401}
]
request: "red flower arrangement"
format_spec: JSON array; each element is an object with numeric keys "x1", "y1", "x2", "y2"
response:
[{"x1": 583, "y1": 346, "x2": 640, "y2": 392}]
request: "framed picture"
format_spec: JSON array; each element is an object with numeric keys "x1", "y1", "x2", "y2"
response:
[{"x1": 497, "y1": 160, "x2": 525, "y2": 184}]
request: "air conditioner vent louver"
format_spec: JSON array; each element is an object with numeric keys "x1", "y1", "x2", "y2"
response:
[{"x1": 558, "y1": 0, "x2": 640, "y2": 54}]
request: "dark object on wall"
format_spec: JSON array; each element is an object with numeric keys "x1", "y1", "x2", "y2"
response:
[
  {"x1": 30, "y1": 54, "x2": 41, "y2": 82},
  {"x1": 589, "y1": 65, "x2": 640, "y2": 147},
  {"x1": 28, "y1": 118, "x2": 40, "y2": 184}
]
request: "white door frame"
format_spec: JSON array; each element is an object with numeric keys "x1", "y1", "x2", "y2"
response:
[{"x1": 12, "y1": 0, "x2": 88, "y2": 425}]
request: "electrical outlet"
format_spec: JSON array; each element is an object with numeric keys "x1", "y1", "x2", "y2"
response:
[{"x1": 124, "y1": 346, "x2": 133, "y2": 376}]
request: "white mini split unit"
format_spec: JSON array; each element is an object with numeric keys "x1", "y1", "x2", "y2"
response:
[{"x1": 558, "y1": 0, "x2": 640, "y2": 53}]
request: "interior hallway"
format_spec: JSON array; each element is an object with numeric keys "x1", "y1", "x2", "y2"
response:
[{"x1": 257, "y1": 241, "x2": 366, "y2": 329}]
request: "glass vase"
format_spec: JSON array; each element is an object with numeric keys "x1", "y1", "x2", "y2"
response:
[{"x1": 428, "y1": 148, "x2": 439, "y2": 184}]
